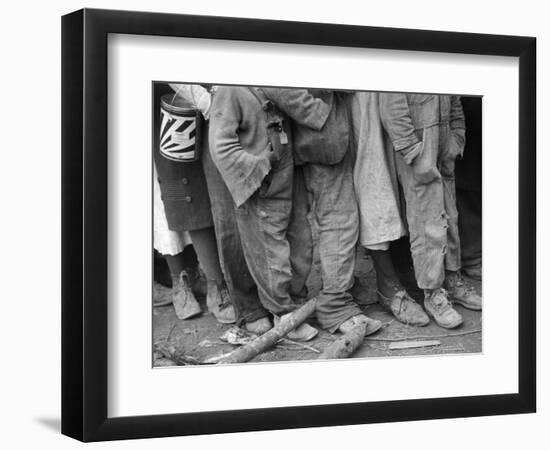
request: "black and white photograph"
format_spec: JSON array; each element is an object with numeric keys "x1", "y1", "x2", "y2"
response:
[{"x1": 152, "y1": 82, "x2": 483, "y2": 365}]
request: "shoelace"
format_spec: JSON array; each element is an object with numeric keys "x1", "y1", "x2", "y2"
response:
[
  {"x1": 452, "y1": 275, "x2": 477, "y2": 295},
  {"x1": 379, "y1": 290, "x2": 416, "y2": 317},
  {"x1": 431, "y1": 288, "x2": 451, "y2": 308},
  {"x1": 218, "y1": 286, "x2": 233, "y2": 310}
]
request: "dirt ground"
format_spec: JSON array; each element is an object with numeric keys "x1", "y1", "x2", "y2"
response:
[{"x1": 153, "y1": 246, "x2": 482, "y2": 366}]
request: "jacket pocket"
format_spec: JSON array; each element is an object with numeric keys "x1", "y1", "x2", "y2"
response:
[
  {"x1": 439, "y1": 132, "x2": 463, "y2": 177},
  {"x1": 408, "y1": 95, "x2": 439, "y2": 129}
]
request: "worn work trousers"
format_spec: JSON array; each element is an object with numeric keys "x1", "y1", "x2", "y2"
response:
[
  {"x1": 303, "y1": 152, "x2": 362, "y2": 332},
  {"x1": 288, "y1": 165, "x2": 314, "y2": 301},
  {"x1": 233, "y1": 148, "x2": 300, "y2": 315},
  {"x1": 456, "y1": 188, "x2": 482, "y2": 269},
  {"x1": 202, "y1": 147, "x2": 268, "y2": 324},
  {"x1": 395, "y1": 123, "x2": 461, "y2": 290}
]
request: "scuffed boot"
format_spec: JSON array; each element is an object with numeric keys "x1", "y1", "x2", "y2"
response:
[
  {"x1": 206, "y1": 280, "x2": 236, "y2": 324},
  {"x1": 378, "y1": 290, "x2": 430, "y2": 326},
  {"x1": 424, "y1": 288, "x2": 463, "y2": 329},
  {"x1": 172, "y1": 270, "x2": 202, "y2": 320},
  {"x1": 445, "y1": 271, "x2": 482, "y2": 310}
]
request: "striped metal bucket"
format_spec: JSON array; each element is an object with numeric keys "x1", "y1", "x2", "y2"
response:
[{"x1": 159, "y1": 94, "x2": 201, "y2": 162}]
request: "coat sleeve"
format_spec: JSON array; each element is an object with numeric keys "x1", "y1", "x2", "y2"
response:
[
  {"x1": 168, "y1": 83, "x2": 212, "y2": 120},
  {"x1": 449, "y1": 95, "x2": 466, "y2": 157},
  {"x1": 450, "y1": 95, "x2": 466, "y2": 141},
  {"x1": 209, "y1": 88, "x2": 272, "y2": 207},
  {"x1": 379, "y1": 93, "x2": 420, "y2": 153},
  {"x1": 262, "y1": 88, "x2": 331, "y2": 130}
]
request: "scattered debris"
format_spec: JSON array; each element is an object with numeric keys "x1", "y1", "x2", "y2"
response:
[
  {"x1": 388, "y1": 340, "x2": 441, "y2": 350},
  {"x1": 365, "y1": 328, "x2": 482, "y2": 342},
  {"x1": 198, "y1": 339, "x2": 220, "y2": 348},
  {"x1": 216, "y1": 298, "x2": 317, "y2": 364},
  {"x1": 220, "y1": 327, "x2": 257, "y2": 345},
  {"x1": 154, "y1": 341, "x2": 201, "y2": 365},
  {"x1": 279, "y1": 338, "x2": 320, "y2": 353},
  {"x1": 203, "y1": 352, "x2": 233, "y2": 364},
  {"x1": 154, "y1": 358, "x2": 178, "y2": 367}
]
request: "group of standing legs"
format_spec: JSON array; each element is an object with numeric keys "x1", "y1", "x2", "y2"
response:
[{"x1": 154, "y1": 83, "x2": 482, "y2": 345}]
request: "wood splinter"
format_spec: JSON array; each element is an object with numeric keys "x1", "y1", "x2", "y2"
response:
[{"x1": 318, "y1": 322, "x2": 368, "y2": 360}]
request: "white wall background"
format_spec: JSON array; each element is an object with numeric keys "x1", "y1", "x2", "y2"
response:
[{"x1": 0, "y1": 0, "x2": 546, "y2": 448}]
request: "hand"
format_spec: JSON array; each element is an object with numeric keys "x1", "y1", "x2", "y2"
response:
[
  {"x1": 408, "y1": 142, "x2": 440, "y2": 184},
  {"x1": 400, "y1": 141, "x2": 423, "y2": 165},
  {"x1": 439, "y1": 132, "x2": 465, "y2": 177},
  {"x1": 262, "y1": 142, "x2": 278, "y2": 165}
]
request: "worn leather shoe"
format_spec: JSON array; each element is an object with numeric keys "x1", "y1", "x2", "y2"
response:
[
  {"x1": 275, "y1": 313, "x2": 319, "y2": 342},
  {"x1": 378, "y1": 290, "x2": 430, "y2": 326},
  {"x1": 245, "y1": 317, "x2": 272, "y2": 335},
  {"x1": 424, "y1": 288, "x2": 463, "y2": 329},
  {"x1": 206, "y1": 280, "x2": 236, "y2": 324},
  {"x1": 339, "y1": 314, "x2": 382, "y2": 336},
  {"x1": 445, "y1": 272, "x2": 482, "y2": 311},
  {"x1": 172, "y1": 270, "x2": 202, "y2": 320}
]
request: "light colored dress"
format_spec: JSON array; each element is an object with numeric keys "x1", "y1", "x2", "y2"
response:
[
  {"x1": 153, "y1": 83, "x2": 211, "y2": 255},
  {"x1": 350, "y1": 91, "x2": 407, "y2": 249}
]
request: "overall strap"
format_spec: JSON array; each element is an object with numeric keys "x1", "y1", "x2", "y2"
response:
[
  {"x1": 247, "y1": 87, "x2": 289, "y2": 157},
  {"x1": 247, "y1": 87, "x2": 284, "y2": 123}
]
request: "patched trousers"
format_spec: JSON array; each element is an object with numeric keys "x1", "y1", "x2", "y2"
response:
[
  {"x1": 395, "y1": 122, "x2": 462, "y2": 290},
  {"x1": 303, "y1": 152, "x2": 362, "y2": 332},
  {"x1": 234, "y1": 147, "x2": 309, "y2": 315}
]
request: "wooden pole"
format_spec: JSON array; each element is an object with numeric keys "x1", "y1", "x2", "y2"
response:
[
  {"x1": 317, "y1": 322, "x2": 367, "y2": 360},
  {"x1": 216, "y1": 298, "x2": 317, "y2": 364}
]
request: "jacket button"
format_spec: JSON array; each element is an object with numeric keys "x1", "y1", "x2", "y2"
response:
[
  {"x1": 181, "y1": 178, "x2": 189, "y2": 185},
  {"x1": 185, "y1": 196, "x2": 192, "y2": 203}
]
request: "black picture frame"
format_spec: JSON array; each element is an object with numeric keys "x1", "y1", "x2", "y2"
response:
[{"x1": 61, "y1": 8, "x2": 536, "y2": 442}]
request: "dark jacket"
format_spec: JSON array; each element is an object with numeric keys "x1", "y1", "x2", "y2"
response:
[
  {"x1": 263, "y1": 88, "x2": 351, "y2": 166},
  {"x1": 154, "y1": 83, "x2": 213, "y2": 232}
]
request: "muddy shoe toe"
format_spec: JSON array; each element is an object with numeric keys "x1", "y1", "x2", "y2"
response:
[
  {"x1": 245, "y1": 317, "x2": 272, "y2": 335},
  {"x1": 339, "y1": 314, "x2": 382, "y2": 336},
  {"x1": 275, "y1": 313, "x2": 319, "y2": 342},
  {"x1": 424, "y1": 288, "x2": 463, "y2": 329}
]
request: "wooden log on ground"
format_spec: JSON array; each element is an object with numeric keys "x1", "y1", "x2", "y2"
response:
[
  {"x1": 216, "y1": 298, "x2": 317, "y2": 364},
  {"x1": 317, "y1": 322, "x2": 367, "y2": 360}
]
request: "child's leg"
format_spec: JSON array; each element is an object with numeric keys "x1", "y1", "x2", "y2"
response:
[
  {"x1": 188, "y1": 226, "x2": 223, "y2": 285},
  {"x1": 189, "y1": 226, "x2": 236, "y2": 324}
]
